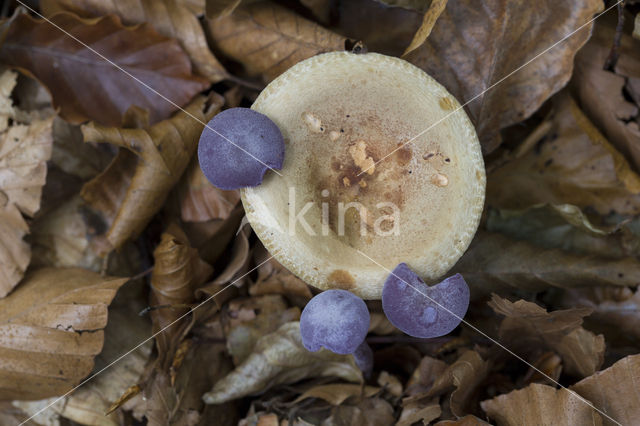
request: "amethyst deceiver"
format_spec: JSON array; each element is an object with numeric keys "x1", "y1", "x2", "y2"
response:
[
  {"x1": 382, "y1": 263, "x2": 469, "y2": 338},
  {"x1": 198, "y1": 107, "x2": 285, "y2": 190}
]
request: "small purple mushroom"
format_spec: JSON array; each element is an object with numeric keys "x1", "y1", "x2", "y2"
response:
[
  {"x1": 197, "y1": 107, "x2": 285, "y2": 190},
  {"x1": 382, "y1": 263, "x2": 470, "y2": 338}
]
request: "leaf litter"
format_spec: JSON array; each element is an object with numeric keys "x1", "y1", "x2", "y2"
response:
[{"x1": 1, "y1": 1, "x2": 640, "y2": 425}]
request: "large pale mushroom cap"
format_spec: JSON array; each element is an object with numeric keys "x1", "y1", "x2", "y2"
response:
[{"x1": 241, "y1": 52, "x2": 485, "y2": 299}]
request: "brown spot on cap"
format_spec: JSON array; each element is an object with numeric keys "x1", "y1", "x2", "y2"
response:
[
  {"x1": 328, "y1": 269, "x2": 355, "y2": 289},
  {"x1": 439, "y1": 97, "x2": 456, "y2": 111}
]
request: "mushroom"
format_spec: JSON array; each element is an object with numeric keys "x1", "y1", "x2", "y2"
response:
[{"x1": 241, "y1": 51, "x2": 485, "y2": 300}]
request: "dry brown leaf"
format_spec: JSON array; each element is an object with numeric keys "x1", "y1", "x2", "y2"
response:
[
  {"x1": 397, "y1": 398, "x2": 441, "y2": 426},
  {"x1": 481, "y1": 383, "x2": 603, "y2": 426},
  {"x1": 377, "y1": 370, "x2": 403, "y2": 397},
  {"x1": 0, "y1": 268, "x2": 127, "y2": 400},
  {"x1": 293, "y1": 384, "x2": 380, "y2": 406},
  {"x1": 572, "y1": 21, "x2": 640, "y2": 170},
  {"x1": 487, "y1": 93, "x2": 640, "y2": 215},
  {"x1": 176, "y1": 156, "x2": 240, "y2": 222},
  {"x1": 205, "y1": 0, "x2": 243, "y2": 18},
  {"x1": 435, "y1": 416, "x2": 492, "y2": 426},
  {"x1": 489, "y1": 294, "x2": 604, "y2": 377},
  {"x1": 81, "y1": 93, "x2": 223, "y2": 252},
  {"x1": 0, "y1": 12, "x2": 208, "y2": 126},
  {"x1": 571, "y1": 354, "x2": 640, "y2": 426},
  {"x1": 225, "y1": 295, "x2": 301, "y2": 364},
  {"x1": 451, "y1": 231, "x2": 640, "y2": 295},
  {"x1": 635, "y1": 13, "x2": 640, "y2": 40},
  {"x1": 405, "y1": 355, "x2": 448, "y2": 396},
  {"x1": 559, "y1": 287, "x2": 640, "y2": 346},
  {"x1": 402, "y1": 0, "x2": 447, "y2": 56},
  {"x1": 421, "y1": 350, "x2": 489, "y2": 418},
  {"x1": 0, "y1": 70, "x2": 53, "y2": 297},
  {"x1": 207, "y1": 1, "x2": 346, "y2": 82},
  {"x1": 405, "y1": 0, "x2": 603, "y2": 152},
  {"x1": 150, "y1": 223, "x2": 213, "y2": 371},
  {"x1": 323, "y1": 397, "x2": 395, "y2": 426},
  {"x1": 0, "y1": 402, "x2": 40, "y2": 426},
  {"x1": 40, "y1": 0, "x2": 227, "y2": 83},
  {"x1": 203, "y1": 322, "x2": 363, "y2": 404}
]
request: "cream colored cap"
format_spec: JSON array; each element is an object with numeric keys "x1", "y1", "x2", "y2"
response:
[{"x1": 241, "y1": 52, "x2": 485, "y2": 299}]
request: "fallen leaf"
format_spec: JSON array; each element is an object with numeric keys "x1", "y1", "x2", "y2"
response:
[
  {"x1": 207, "y1": 1, "x2": 346, "y2": 82},
  {"x1": 571, "y1": 354, "x2": 640, "y2": 426},
  {"x1": 0, "y1": 402, "x2": 40, "y2": 426},
  {"x1": 405, "y1": 355, "x2": 448, "y2": 396},
  {"x1": 203, "y1": 322, "x2": 363, "y2": 404},
  {"x1": 300, "y1": 0, "x2": 331, "y2": 24},
  {"x1": 404, "y1": 0, "x2": 603, "y2": 152},
  {"x1": 225, "y1": 295, "x2": 301, "y2": 364},
  {"x1": 402, "y1": 0, "x2": 447, "y2": 56},
  {"x1": 635, "y1": 13, "x2": 640, "y2": 40},
  {"x1": 451, "y1": 231, "x2": 640, "y2": 295},
  {"x1": 487, "y1": 93, "x2": 640, "y2": 216},
  {"x1": 396, "y1": 398, "x2": 441, "y2": 426},
  {"x1": 81, "y1": 93, "x2": 223, "y2": 252},
  {"x1": 0, "y1": 70, "x2": 53, "y2": 297},
  {"x1": 175, "y1": 156, "x2": 240, "y2": 222},
  {"x1": 377, "y1": 371, "x2": 402, "y2": 397},
  {"x1": 435, "y1": 416, "x2": 492, "y2": 425},
  {"x1": 150, "y1": 223, "x2": 213, "y2": 371},
  {"x1": 40, "y1": 0, "x2": 227, "y2": 82},
  {"x1": 572, "y1": 21, "x2": 640, "y2": 171},
  {"x1": 0, "y1": 12, "x2": 208, "y2": 126},
  {"x1": 205, "y1": 0, "x2": 243, "y2": 18},
  {"x1": 293, "y1": 384, "x2": 380, "y2": 406},
  {"x1": 367, "y1": 312, "x2": 399, "y2": 335},
  {"x1": 420, "y1": 350, "x2": 489, "y2": 418},
  {"x1": 323, "y1": 397, "x2": 395, "y2": 426},
  {"x1": 0, "y1": 268, "x2": 128, "y2": 400},
  {"x1": 559, "y1": 287, "x2": 640, "y2": 347},
  {"x1": 489, "y1": 294, "x2": 604, "y2": 377},
  {"x1": 481, "y1": 383, "x2": 603, "y2": 426}
]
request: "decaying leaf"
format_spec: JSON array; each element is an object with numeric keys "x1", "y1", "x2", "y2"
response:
[
  {"x1": 293, "y1": 384, "x2": 380, "y2": 406},
  {"x1": 324, "y1": 397, "x2": 395, "y2": 426},
  {"x1": 203, "y1": 322, "x2": 363, "y2": 404},
  {"x1": 489, "y1": 294, "x2": 604, "y2": 377},
  {"x1": 81, "y1": 93, "x2": 223, "y2": 252},
  {"x1": 150, "y1": 223, "x2": 213, "y2": 370},
  {"x1": 405, "y1": 355, "x2": 448, "y2": 396},
  {"x1": 435, "y1": 416, "x2": 492, "y2": 425},
  {"x1": 405, "y1": 0, "x2": 603, "y2": 152},
  {"x1": 451, "y1": 231, "x2": 640, "y2": 295},
  {"x1": 176, "y1": 157, "x2": 240, "y2": 222},
  {"x1": 40, "y1": 0, "x2": 227, "y2": 82},
  {"x1": 0, "y1": 70, "x2": 53, "y2": 297},
  {"x1": 0, "y1": 268, "x2": 128, "y2": 400},
  {"x1": 487, "y1": 93, "x2": 640, "y2": 216},
  {"x1": 402, "y1": 0, "x2": 447, "y2": 56},
  {"x1": 0, "y1": 12, "x2": 208, "y2": 126},
  {"x1": 572, "y1": 21, "x2": 640, "y2": 170},
  {"x1": 481, "y1": 383, "x2": 603, "y2": 426},
  {"x1": 571, "y1": 354, "x2": 640, "y2": 426},
  {"x1": 207, "y1": 1, "x2": 346, "y2": 82},
  {"x1": 205, "y1": 0, "x2": 243, "y2": 18},
  {"x1": 225, "y1": 295, "x2": 301, "y2": 364},
  {"x1": 397, "y1": 397, "x2": 441, "y2": 426}
]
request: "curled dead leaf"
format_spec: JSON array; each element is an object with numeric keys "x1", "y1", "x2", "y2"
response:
[
  {"x1": 0, "y1": 70, "x2": 53, "y2": 297},
  {"x1": 0, "y1": 268, "x2": 128, "y2": 400},
  {"x1": 489, "y1": 294, "x2": 604, "y2": 377},
  {"x1": 205, "y1": 0, "x2": 243, "y2": 18},
  {"x1": 150, "y1": 223, "x2": 213, "y2": 370},
  {"x1": 203, "y1": 322, "x2": 363, "y2": 404},
  {"x1": 207, "y1": 1, "x2": 346, "y2": 82},
  {"x1": 481, "y1": 383, "x2": 603, "y2": 426},
  {"x1": 402, "y1": 0, "x2": 448, "y2": 56},
  {"x1": 405, "y1": 0, "x2": 603, "y2": 152},
  {"x1": 487, "y1": 93, "x2": 640, "y2": 215},
  {"x1": 41, "y1": 0, "x2": 227, "y2": 82},
  {"x1": 293, "y1": 384, "x2": 380, "y2": 406},
  {"x1": 81, "y1": 93, "x2": 223, "y2": 252},
  {"x1": 435, "y1": 416, "x2": 492, "y2": 426},
  {"x1": 451, "y1": 231, "x2": 640, "y2": 295},
  {"x1": 571, "y1": 354, "x2": 640, "y2": 426}
]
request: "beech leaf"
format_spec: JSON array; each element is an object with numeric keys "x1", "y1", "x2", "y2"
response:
[
  {"x1": 405, "y1": 0, "x2": 603, "y2": 152},
  {"x1": 207, "y1": 1, "x2": 346, "y2": 82},
  {"x1": 205, "y1": 0, "x2": 243, "y2": 18},
  {"x1": 0, "y1": 70, "x2": 53, "y2": 298},
  {"x1": 571, "y1": 354, "x2": 640, "y2": 426},
  {"x1": 80, "y1": 93, "x2": 223, "y2": 252},
  {"x1": 451, "y1": 231, "x2": 640, "y2": 295},
  {"x1": 487, "y1": 93, "x2": 640, "y2": 216},
  {"x1": 293, "y1": 384, "x2": 380, "y2": 406},
  {"x1": 40, "y1": 0, "x2": 227, "y2": 83},
  {"x1": 481, "y1": 383, "x2": 603, "y2": 426},
  {"x1": 0, "y1": 12, "x2": 209, "y2": 126},
  {"x1": 202, "y1": 322, "x2": 363, "y2": 404},
  {"x1": 489, "y1": 294, "x2": 604, "y2": 377},
  {"x1": 0, "y1": 268, "x2": 128, "y2": 400}
]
